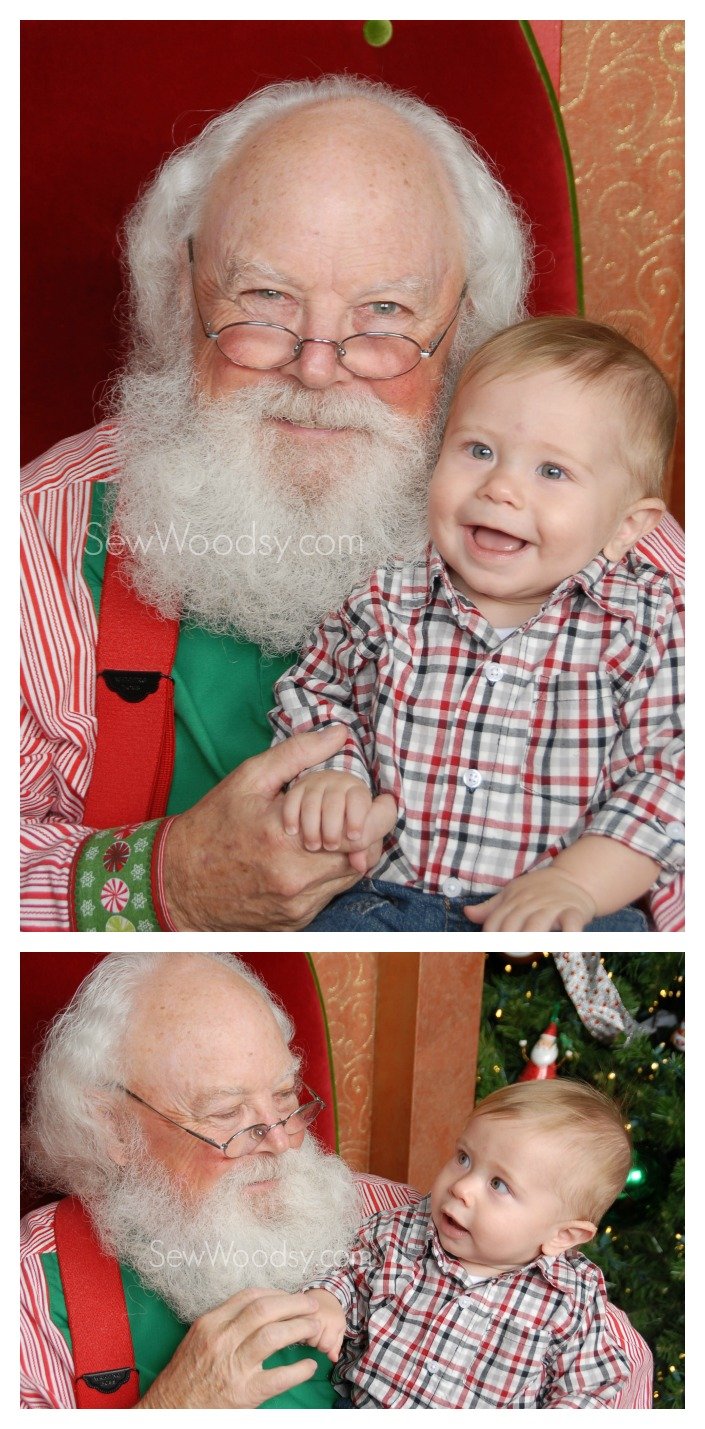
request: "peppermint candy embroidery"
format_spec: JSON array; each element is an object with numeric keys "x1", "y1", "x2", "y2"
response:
[
  {"x1": 100, "y1": 878, "x2": 130, "y2": 914},
  {"x1": 103, "y1": 839, "x2": 131, "y2": 872}
]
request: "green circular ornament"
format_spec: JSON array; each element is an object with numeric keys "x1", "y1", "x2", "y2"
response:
[
  {"x1": 363, "y1": 20, "x2": 393, "y2": 48},
  {"x1": 621, "y1": 1151, "x2": 650, "y2": 1200}
]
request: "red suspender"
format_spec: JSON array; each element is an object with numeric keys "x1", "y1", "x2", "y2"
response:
[
  {"x1": 82, "y1": 548, "x2": 180, "y2": 828},
  {"x1": 53, "y1": 1197, "x2": 140, "y2": 1408}
]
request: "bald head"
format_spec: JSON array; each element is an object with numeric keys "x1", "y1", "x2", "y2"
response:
[
  {"x1": 122, "y1": 953, "x2": 293, "y2": 1110},
  {"x1": 199, "y1": 97, "x2": 465, "y2": 290}
]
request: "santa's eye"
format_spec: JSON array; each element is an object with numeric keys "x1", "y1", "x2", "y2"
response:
[{"x1": 538, "y1": 462, "x2": 567, "y2": 481}]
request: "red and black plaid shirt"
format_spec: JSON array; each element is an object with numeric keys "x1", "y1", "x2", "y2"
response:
[
  {"x1": 271, "y1": 544, "x2": 684, "y2": 929},
  {"x1": 307, "y1": 1197, "x2": 632, "y2": 1409}
]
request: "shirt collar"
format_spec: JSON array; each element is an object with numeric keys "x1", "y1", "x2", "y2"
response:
[
  {"x1": 400, "y1": 543, "x2": 646, "y2": 625},
  {"x1": 553, "y1": 550, "x2": 644, "y2": 622},
  {"x1": 397, "y1": 542, "x2": 448, "y2": 609}
]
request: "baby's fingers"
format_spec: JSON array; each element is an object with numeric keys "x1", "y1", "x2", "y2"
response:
[
  {"x1": 297, "y1": 785, "x2": 327, "y2": 851},
  {"x1": 342, "y1": 782, "x2": 373, "y2": 842},
  {"x1": 319, "y1": 783, "x2": 354, "y2": 851},
  {"x1": 281, "y1": 782, "x2": 306, "y2": 837}
]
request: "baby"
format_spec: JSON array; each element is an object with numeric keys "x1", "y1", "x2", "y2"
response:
[
  {"x1": 304, "y1": 1080, "x2": 634, "y2": 1409},
  {"x1": 270, "y1": 316, "x2": 684, "y2": 932}
]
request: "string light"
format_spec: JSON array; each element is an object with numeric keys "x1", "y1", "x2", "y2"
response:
[
  {"x1": 495, "y1": 1008, "x2": 503, "y2": 1019},
  {"x1": 607, "y1": 1071, "x2": 616, "y2": 1080},
  {"x1": 504, "y1": 964, "x2": 512, "y2": 973},
  {"x1": 525, "y1": 990, "x2": 532, "y2": 999}
]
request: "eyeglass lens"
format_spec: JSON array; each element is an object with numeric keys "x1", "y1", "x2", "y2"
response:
[
  {"x1": 214, "y1": 325, "x2": 422, "y2": 379},
  {"x1": 214, "y1": 1098, "x2": 321, "y2": 1157}
]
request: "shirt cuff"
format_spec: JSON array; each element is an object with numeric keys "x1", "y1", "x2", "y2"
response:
[{"x1": 70, "y1": 818, "x2": 175, "y2": 931}]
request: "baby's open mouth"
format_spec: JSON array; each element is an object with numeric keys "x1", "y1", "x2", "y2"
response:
[
  {"x1": 441, "y1": 1210, "x2": 467, "y2": 1234},
  {"x1": 469, "y1": 525, "x2": 528, "y2": 554}
]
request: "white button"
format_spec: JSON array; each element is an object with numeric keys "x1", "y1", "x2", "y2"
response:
[
  {"x1": 463, "y1": 769, "x2": 483, "y2": 789},
  {"x1": 484, "y1": 663, "x2": 503, "y2": 684},
  {"x1": 442, "y1": 877, "x2": 463, "y2": 897},
  {"x1": 665, "y1": 821, "x2": 685, "y2": 841},
  {"x1": 457, "y1": 1295, "x2": 474, "y2": 1308}
]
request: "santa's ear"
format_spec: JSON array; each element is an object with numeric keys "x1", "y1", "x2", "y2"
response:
[
  {"x1": 541, "y1": 1220, "x2": 597, "y2": 1256},
  {"x1": 90, "y1": 1090, "x2": 129, "y2": 1167}
]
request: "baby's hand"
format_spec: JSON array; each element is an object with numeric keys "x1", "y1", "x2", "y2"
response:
[
  {"x1": 464, "y1": 868, "x2": 597, "y2": 932},
  {"x1": 281, "y1": 770, "x2": 374, "y2": 854},
  {"x1": 301, "y1": 1290, "x2": 347, "y2": 1362}
]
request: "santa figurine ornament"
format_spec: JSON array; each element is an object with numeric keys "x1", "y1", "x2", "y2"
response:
[{"x1": 517, "y1": 1021, "x2": 573, "y2": 1081}]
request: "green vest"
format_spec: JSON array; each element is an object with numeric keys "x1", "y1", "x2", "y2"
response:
[
  {"x1": 84, "y1": 481, "x2": 295, "y2": 812},
  {"x1": 41, "y1": 1250, "x2": 335, "y2": 1408}
]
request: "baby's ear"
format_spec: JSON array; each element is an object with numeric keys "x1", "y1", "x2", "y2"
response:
[
  {"x1": 603, "y1": 497, "x2": 665, "y2": 562},
  {"x1": 541, "y1": 1220, "x2": 597, "y2": 1256}
]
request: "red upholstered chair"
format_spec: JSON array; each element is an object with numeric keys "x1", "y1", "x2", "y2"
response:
[
  {"x1": 20, "y1": 951, "x2": 336, "y2": 1216},
  {"x1": 21, "y1": 19, "x2": 578, "y2": 464}
]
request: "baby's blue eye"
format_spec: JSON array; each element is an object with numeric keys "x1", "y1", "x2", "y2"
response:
[
  {"x1": 490, "y1": 1176, "x2": 510, "y2": 1195},
  {"x1": 538, "y1": 462, "x2": 567, "y2": 481},
  {"x1": 456, "y1": 1149, "x2": 471, "y2": 1169},
  {"x1": 471, "y1": 443, "x2": 493, "y2": 460}
]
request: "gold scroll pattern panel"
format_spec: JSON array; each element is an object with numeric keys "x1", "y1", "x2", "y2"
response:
[
  {"x1": 311, "y1": 951, "x2": 378, "y2": 1171},
  {"x1": 560, "y1": 20, "x2": 684, "y2": 517}
]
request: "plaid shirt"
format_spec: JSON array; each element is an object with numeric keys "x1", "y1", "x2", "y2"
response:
[
  {"x1": 271, "y1": 544, "x2": 684, "y2": 928},
  {"x1": 306, "y1": 1197, "x2": 631, "y2": 1409}
]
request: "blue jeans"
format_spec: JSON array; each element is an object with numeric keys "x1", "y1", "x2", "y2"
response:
[{"x1": 307, "y1": 878, "x2": 650, "y2": 933}]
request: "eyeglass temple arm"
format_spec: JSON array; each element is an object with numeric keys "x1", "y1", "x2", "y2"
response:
[
  {"x1": 187, "y1": 236, "x2": 219, "y2": 342},
  {"x1": 425, "y1": 284, "x2": 469, "y2": 357}
]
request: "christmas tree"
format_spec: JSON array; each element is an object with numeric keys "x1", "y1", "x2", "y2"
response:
[{"x1": 476, "y1": 952, "x2": 685, "y2": 1409}]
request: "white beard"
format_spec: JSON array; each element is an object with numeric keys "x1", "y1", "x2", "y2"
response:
[
  {"x1": 110, "y1": 360, "x2": 443, "y2": 654},
  {"x1": 88, "y1": 1134, "x2": 361, "y2": 1324}
]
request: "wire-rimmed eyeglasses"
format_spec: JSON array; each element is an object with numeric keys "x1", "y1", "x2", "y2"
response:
[
  {"x1": 188, "y1": 237, "x2": 466, "y2": 381},
  {"x1": 118, "y1": 1082, "x2": 325, "y2": 1159}
]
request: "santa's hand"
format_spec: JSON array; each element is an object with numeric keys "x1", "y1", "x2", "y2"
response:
[
  {"x1": 136, "y1": 1287, "x2": 322, "y2": 1408},
  {"x1": 161, "y1": 727, "x2": 395, "y2": 930},
  {"x1": 464, "y1": 869, "x2": 598, "y2": 932}
]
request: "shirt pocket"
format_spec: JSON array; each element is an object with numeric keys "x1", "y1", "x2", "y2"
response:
[{"x1": 520, "y1": 670, "x2": 615, "y2": 811}]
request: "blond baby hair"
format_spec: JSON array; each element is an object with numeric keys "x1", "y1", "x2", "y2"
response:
[
  {"x1": 471, "y1": 1079, "x2": 631, "y2": 1226},
  {"x1": 455, "y1": 314, "x2": 676, "y2": 499}
]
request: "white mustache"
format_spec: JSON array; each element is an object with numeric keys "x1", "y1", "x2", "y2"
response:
[{"x1": 201, "y1": 374, "x2": 407, "y2": 439}]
